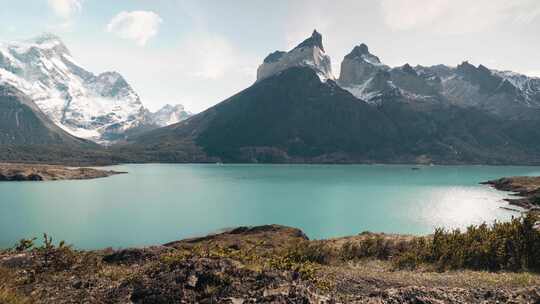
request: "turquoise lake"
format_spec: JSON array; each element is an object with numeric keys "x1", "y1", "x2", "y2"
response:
[{"x1": 1, "y1": 164, "x2": 540, "y2": 249}]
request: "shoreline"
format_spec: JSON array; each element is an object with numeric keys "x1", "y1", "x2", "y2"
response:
[
  {"x1": 1, "y1": 224, "x2": 539, "y2": 303},
  {"x1": 0, "y1": 163, "x2": 126, "y2": 181},
  {"x1": 482, "y1": 176, "x2": 540, "y2": 212}
]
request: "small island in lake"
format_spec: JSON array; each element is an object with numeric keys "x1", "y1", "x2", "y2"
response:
[{"x1": 0, "y1": 163, "x2": 125, "y2": 181}]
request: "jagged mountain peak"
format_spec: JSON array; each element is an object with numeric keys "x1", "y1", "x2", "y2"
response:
[
  {"x1": 256, "y1": 30, "x2": 333, "y2": 82},
  {"x1": 345, "y1": 44, "x2": 370, "y2": 58},
  {"x1": 344, "y1": 43, "x2": 383, "y2": 66},
  {"x1": 293, "y1": 29, "x2": 325, "y2": 52},
  {"x1": 338, "y1": 43, "x2": 390, "y2": 99}
]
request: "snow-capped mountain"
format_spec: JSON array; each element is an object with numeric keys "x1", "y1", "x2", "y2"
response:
[
  {"x1": 338, "y1": 44, "x2": 398, "y2": 104},
  {"x1": 337, "y1": 42, "x2": 540, "y2": 118},
  {"x1": 0, "y1": 34, "x2": 156, "y2": 144},
  {"x1": 256, "y1": 30, "x2": 334, "y2": 82},
  {"x1": 150, "y1": 104, "x2": 192, "y2": 127}
]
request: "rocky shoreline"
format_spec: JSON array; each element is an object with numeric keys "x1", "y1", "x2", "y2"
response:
[
  {"x1": 483, "y1": 176, "x2": 540, "y2": 211},
  {"x1": 1, "y1": 224, "x2": 540, "y2": 303},
  {"x1": 0, "y1": 163, "x2": 125, "y2": 181}
]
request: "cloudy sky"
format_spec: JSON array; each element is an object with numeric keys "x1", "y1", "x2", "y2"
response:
[{"x1": 2, "y1": 0, "x2": 540, "y2": 112}]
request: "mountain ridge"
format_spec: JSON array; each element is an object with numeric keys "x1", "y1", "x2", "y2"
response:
[
  {"x1": 0, "y1": 33, "x2": 191, "y2": 144},
  {"x1": 121, "y1": 30, "x2": 540, "y2": 165}
]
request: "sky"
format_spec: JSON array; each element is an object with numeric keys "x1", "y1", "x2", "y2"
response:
[{"x1": 2, "y1": 0, "x2": 540, "y2": 113}]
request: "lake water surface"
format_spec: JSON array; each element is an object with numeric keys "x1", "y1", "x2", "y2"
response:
[{"x1": 1, "y1": 164, "x2": 539, "y2": 249}]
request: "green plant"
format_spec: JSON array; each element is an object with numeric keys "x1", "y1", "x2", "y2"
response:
[
  {"x1": 339, "y1": 236, "x2": 392, "y2": 261},
  {"x1": 36, "y1": 233, "x2": 76, "y2": 271},
  {"x1": 13, "y1": 238, "x2": 36, "y2": 253},
  {"x1": 392, "y1": 213, "x2": 540, "y2": 272}
]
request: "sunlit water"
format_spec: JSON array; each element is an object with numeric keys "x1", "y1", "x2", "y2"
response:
[{"x1": 1, "y1": 164, "x2": 539, "y2": 249}]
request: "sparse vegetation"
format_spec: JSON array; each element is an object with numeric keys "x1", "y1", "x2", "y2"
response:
[
  {"x1": 393, "y1": 213, "x2": 540, "y2": 272},
  {"x1": 1, "y1": 219, "x2": 540, "y2": 303}
]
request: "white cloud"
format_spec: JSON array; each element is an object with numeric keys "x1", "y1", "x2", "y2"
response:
[
  {"x1": 178, "y1": 33, "x2": 243, "y2": 79},
  {"x1": 48, "y1": 0, "x2": 83, "y2": 19},
  {"x1": 106, "y1": 11, "x2": 163, "y2": 46},
  {"x1": 380, "y1": 0, "x2": 540, "y2": 33}
]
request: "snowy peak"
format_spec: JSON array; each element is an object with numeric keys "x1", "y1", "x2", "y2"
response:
[
  {"x1": 150, "y1": 104, "x2": 192, "y2": 127},
  {"x1": 0, "y1": 34, "x2": 149, "y2": 144},
  {"x1": 256, "y1": 30, "x2": 334, "y2": 82},
  {"x1": 8, "y1": 33, "x2": 71, "y2": 59}
]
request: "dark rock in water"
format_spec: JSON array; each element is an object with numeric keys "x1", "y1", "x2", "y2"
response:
[{"x1": 27, "y1": 174, "x2": 43, "y2": 181}]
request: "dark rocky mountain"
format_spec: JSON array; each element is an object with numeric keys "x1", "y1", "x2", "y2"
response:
[
  {"x1": 121, "y1": 31, "x2": 540, "y2": 165},
  {"x1": 123, "y1": 66, "x2": 540, "y2": 164},
  {"x1": 338, "y1": 43, "x2": 540, "y2": 121},
  {"x1": 0, "y1": 84, "x2": 111, "y2": 164},
  {"x1": 122, "y1": 45, "x2": 540, "y2": 165},
  {"x1": 4, "y1": 30, "x2": 540, "y2": 165}
]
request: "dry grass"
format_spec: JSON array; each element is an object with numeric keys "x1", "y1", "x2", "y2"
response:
[
  {"x1": 319, "y1": 259, "x2": 540, "y2": 290},
  {"x1": 0, "y1": 267, "x2": 32, "y2": 304}
]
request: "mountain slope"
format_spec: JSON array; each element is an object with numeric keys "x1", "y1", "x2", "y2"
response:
[
  {"x1": 0, "y1": 84, "x2": 111, "y2": 164},
  {"x1": 121, "y1": 30, "x2": 540, "y2": 165},
  {"x1": 123, "y1": 65, "x2": 540, "y2": 164},
  {"x1": 0, "y1": 34, "x2": 154, "y2": 143},
  {"x1": 0, "y1": 84, "x2": 88, "y2": 145}
]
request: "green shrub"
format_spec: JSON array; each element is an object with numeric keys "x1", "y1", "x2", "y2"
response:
[
  {"x1": 12, "y1": 238, "x2": 36, "y2": 253},
  {"x1": 392, "y1": 213, "x2": 540, "y2": 272},
  {"x1": 35, "y1": 233, "x2": 76, "y2": 272},
  {"x1": 339, "y1": 236, "x2": 392, "y2": 261}
]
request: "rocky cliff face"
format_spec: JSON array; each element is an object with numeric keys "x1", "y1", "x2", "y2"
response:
[
  {"x1": 338, "y1": 44, "x2": 397, "y2": 104},
  {"x1": 256, "y1": 30, "x2": 334, "y2": 82}
]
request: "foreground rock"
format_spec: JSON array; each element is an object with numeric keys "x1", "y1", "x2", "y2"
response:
[
  {"x1": 1, "y1": 225, "x2": 539, "y2": 303},
  {"x1": 483, "y1": 176, "x2": 540, "y2": 211},
  {"x1": 0, "y1": 163, "x2": 124, "y2": 181}
]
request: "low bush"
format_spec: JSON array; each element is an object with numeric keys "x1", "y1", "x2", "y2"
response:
[
  {"x1": 392, "y1": 213, "x2": 540, "y2": 272},
  {"x1": 339, "y1": 236, "x2": 393, "y2": 261}
]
